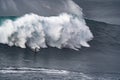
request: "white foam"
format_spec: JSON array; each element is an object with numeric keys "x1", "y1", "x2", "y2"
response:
[
  {"x1": 0, "y1": 0, "x2": 84, "y2": 16},
  {"x1": 0, "y1": 67, "x2": 69, "y2": 75},
  {"x1": 0, "y1": 13, "x2": 93, "y2": 51}
]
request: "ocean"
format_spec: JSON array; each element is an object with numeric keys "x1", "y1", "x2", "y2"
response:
[
  {"x1": 0, "y1": 18, "x2": 120, "y2": 80},
  {"x1": 0, "y1": 0, "x2": 120, "y2": 80}
]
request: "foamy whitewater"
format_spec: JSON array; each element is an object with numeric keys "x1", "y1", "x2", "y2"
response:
[{"x1": 0, "y1": 0, "x2": 93, "y2": 51}]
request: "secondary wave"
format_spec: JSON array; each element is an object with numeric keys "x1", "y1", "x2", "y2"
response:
[{"x1": 0, "y1": 67, "x2": 92, "y2": 80}]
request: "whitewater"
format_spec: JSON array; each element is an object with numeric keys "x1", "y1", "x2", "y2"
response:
[{"x1": 0, "y1": 0, "x2": 93, "y2": 51}]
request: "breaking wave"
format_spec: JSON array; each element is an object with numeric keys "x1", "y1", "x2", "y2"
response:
[{"x1": 0, "y1": 13, "x2": 93, "y2": 51}]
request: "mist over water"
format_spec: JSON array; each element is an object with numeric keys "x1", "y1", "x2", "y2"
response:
[{"x1": 0, "y1": 0, "x2": 82, "y2": 16}]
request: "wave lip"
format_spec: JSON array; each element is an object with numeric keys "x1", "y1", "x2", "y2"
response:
[{"x1": 0, "y1": 13, "x2": 93, "y2": 51}]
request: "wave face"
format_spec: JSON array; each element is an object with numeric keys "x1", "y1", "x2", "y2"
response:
[{"x1": 0, "y1": 0, "x2": 93, "y2": 51}]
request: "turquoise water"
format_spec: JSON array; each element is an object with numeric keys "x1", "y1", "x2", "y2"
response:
[{"x1": 0, "y1": 16, "x2": 17, "y2": 25}]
